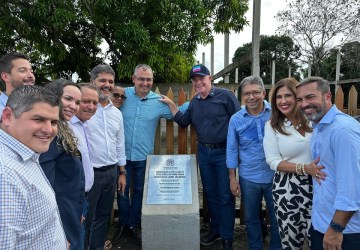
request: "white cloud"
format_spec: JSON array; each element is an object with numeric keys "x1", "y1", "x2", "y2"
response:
[{"x1": 195, "y1": 0, "x2": 287, "y2": 78}]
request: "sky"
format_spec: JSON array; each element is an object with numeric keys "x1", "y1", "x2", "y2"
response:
[{"x1": 195, "y1": 0, "x2": 288, "y2": 79}]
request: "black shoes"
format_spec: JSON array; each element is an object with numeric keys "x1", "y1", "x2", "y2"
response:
[
  {"x1": 223, "y1": 240, "x2": 233, "y2": 250},
  {"x1": 129, "y1": 226, "x2": 142, "y2": 243},
  {"x1": 200, "y1": 230, "x2": 221, "y2": 246},
  {"x1": 111, "y1": 223, "x2": 128, "y2": 244}
]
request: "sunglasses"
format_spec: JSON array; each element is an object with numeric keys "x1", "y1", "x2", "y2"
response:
[{"x1": 113, "y1": 93, "x2": 127, "y2": 100}]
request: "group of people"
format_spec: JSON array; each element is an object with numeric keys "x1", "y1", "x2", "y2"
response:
[{"x1": 0, "y1": 51, "x2": 359, "y2": 250}]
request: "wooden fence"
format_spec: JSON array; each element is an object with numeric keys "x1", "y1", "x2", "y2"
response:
[{"x1": 151, "y1": 83, "x2": 360, "y2": 223}]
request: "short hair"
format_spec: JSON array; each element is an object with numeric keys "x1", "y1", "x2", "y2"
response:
[
  {"x1": 44, "y1": 78, "x2": 80, "y2": 99},
  {"x1": 297, "y1": 76, "x2": 330, "y2": 94},
  {"x1": 6, "y1": 85, "x2": 59, "y2": 118},
  {"x1": 90, "y1": 64, "x2": 115, "y2": 81},
  {"x1": 239, "y1": 76, "x2": 265, "y2": 91},
  {"x1": 0, "y1": 52, "x2": 30, "y2": 84},
  {"x1": 78, "y1": 82, "x2": 100, "y2": 95},
  {"x1": 133, "y1": 64, "x2": 153, "y2": 76}
]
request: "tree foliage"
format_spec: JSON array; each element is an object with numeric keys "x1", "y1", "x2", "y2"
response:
[
  {"x1": 0, "y1": 0, "x2": 249, "y2": 83},
  {"x1": 276, "y1": 0, "x2": 360, "y2": 76},
  {"x1": 320, "y1": 41, "x2": 360, "y2": 81},
  {"x1": 231, "y1": 35, "x2": 301, "y2": 84}
]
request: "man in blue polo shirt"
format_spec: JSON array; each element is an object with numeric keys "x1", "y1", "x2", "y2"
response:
[
  {"x1": 296, "y1": 77, "x2": 360, "y2": 249},
  {"x1": 161, "y1": 64, "x2": 240, "y2": 250},
  {"x1": 227, "y1": 76, "x2": 281, "y2": 250}
]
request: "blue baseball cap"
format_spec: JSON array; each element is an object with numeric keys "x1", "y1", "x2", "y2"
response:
[{"x1": 189, "y1": 64, "x2": 210, "y2": 79}]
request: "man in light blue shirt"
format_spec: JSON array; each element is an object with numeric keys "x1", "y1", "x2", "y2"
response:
[
  {"x1": 297, "y1": 77, "x2": 360, "y2": 250},
  {"x1": 0, "y1": 52, "x2": 35, "y2": 116},
  {"x1": 112, "y1": 64, "x2": 187, "y2": 244},
  {"x1": 227, "y1": 76, "x2": 281, "y2": 250}
]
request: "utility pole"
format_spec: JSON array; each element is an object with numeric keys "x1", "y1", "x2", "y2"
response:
[{"x1": 252, "y1": 0, "x2": 261, "y2": 77}]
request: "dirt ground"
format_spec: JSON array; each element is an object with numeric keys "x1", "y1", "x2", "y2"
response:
[
  {"x1": 107, "y1": 218, "x2": 271, "y2": 249},
  {"x1": 108, "y1": 172, "x2": 273, "y2": 249}
]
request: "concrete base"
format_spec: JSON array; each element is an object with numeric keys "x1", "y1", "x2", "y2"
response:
[{"x1": 142, "y1": 155, "x2": 200, "y2": 250}]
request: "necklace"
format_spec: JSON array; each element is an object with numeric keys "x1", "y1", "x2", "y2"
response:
[{"x1": 284, "y1": 118, "x2": 302, "y2": 130}]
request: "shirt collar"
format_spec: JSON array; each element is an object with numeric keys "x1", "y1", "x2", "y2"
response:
[
  {"x1": 241, "y1": 100, "x2": 271, "y2": 117},
  {"x1": 196, "y1": 86, "x2": 215, "y2": 99},
  {"x1": 70, "y1": 115, "x2": 81, "y2": 125},
  {"x1": 0, "y1": 92, "x2": 8, "y2": 105},
  {"x1": 132, "y1": 87, "x2": 150, "y2": 101},
  {"x1": 316, "y1": 105, "x2": 339, "y2": 126},
  {"x1": 0, "y1": 129, "x2": 39, "y2": 161}
]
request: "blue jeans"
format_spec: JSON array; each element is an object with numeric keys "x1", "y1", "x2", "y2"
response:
[
  {"x1": 85, "y1": 165, "x2": 117, "y2": 250},
  {"x1": 198, "y1": 144, "x2": 235, "y2": 241},
  {"x1": 118, "y1": 160, "x2": 146, "y2": 228},
  {"x1": 239, "y1": 177, "x2": 281, "y2": 250},
  {"x1": 310, "y1": 224, "x2": 360, "y2": 250}
]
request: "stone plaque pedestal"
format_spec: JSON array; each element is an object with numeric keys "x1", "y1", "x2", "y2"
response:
[{"x1": 142, "y1": 154, "x2": 200, "y2": 250}]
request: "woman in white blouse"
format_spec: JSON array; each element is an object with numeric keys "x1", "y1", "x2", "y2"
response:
[{"x1": 264, "y1": 78, "x2": 326, "y2": 250}]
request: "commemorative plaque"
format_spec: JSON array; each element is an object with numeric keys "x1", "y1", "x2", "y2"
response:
[
  {"x1": 142, "y1": 154, "x2": 199, "y2": 250},
  {"x1": 146, "y1": 155, "x2": 192, "y2": 204}
]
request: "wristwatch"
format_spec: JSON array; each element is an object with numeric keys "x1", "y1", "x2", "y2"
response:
[
  {"x1": 330, "y1": 220, "x2": 345, "y2": 232},
  {"x1": 119, "y1": 170, "x2": 127, "y2": 176}
]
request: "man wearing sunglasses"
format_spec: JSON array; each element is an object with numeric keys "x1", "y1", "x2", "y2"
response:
[{"x1": 111, "y1": 85, "x2": 127, "y2": 109}]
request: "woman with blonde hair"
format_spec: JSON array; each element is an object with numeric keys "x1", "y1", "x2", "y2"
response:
[{"x1": 40, "y1": 79, "x2": 84, "y2": 250}]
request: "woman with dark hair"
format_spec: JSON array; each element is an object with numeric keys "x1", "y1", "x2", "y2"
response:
[
  {"x1": 40, "y1": 78, "x2": 85, "y2": 250},
  {"x1": 263, "y1": 78, "x2": 326, "y2": 249}
]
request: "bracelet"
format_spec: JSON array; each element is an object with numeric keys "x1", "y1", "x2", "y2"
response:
[
  {"x1": 301, "y1": 163, "x2": 306, "y2": 175},
  {"x1": 295, "y1": 163, "x2": 306, "y2": 175}
]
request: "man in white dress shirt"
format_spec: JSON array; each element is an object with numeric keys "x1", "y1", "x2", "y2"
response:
[
  {"x1": 68, "y1": 83, "x2": 99, "y2": 250},
  {"x1": 85, "y1": 65, "x2": 127, "y2": 250}
]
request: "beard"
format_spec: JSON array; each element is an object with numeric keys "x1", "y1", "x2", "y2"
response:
[{"x1": 301, "y1": 100, "x2": 327, "y2": 123}]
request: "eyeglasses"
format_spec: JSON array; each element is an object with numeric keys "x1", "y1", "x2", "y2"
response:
[
  {"x1": 134, "y1": 76, "x2": 153, "y2": 83},
  {"x1": 241, "y1": 90, "x2": 263, "y2": 98},
  {"x1": 112, "y1": 93, "x2": 127, "y2": 100}
]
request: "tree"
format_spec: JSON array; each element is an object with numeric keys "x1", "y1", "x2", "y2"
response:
[
  {"x1": 276, "y1": 0, "x2": 360, "y2": 76},
  {"x1": 231, "y1": 35, "x2": 301, "y2": 84},
  {"x1": 320, "y1": 41, "x2": 360, "y2": 81},
  {"x1": 0, "y1": 0, "x2": 249, "y2": 83}
]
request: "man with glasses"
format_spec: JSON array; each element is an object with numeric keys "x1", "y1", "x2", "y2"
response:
[
  {"x1": 227, "y1": 76, "x2": 281, "y2": 250},
  {"x1": 111, "y1": 85, "x2": 127, "y2": 109},
  {"x1": 160, "y1": 64, "x2": 241, "y2": 250},
  {"x1": 112, "y1": 64, "x2": 188, "y2": 245}
]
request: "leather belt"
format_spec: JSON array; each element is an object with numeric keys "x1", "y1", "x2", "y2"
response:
[{"x1": 93, "y1": 164, "x2": 116, "y2": 172}]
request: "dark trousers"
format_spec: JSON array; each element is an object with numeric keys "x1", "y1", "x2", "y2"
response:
[
  {"x1": 310, "y1": 224, "x2": 360, "y2": 250},
  {"x1": 85, "y1": 165, "x2": 117, "y2": 250}
]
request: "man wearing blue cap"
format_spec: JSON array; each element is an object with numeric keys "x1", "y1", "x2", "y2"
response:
[{"x1": 161, "y1": 64, "x2": 241, "y2": 250}]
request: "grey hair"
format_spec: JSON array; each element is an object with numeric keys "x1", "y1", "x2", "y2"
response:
[
  {"x1": 239, "y1": 76, "x2": 265, "y2": 91},
  {"x1": 78, "y1": 82, "x2": 100, "y2": 95},
  {"x1": 6, "y1": 85, "x2": 60, "y2": 118},
  {"x1": 90, "y1": 64, "x2": 115, "y2": 81},
  {"x1": 133, "y1": 64, "x2": 153, "y2": 76},
  {"x1": 297, "y1": 76, "x2": 330, "y2": 94}
]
